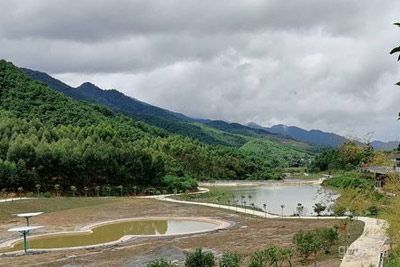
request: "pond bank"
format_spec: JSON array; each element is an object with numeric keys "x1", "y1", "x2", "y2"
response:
[{"x1": 199, "y1": 177, "x2": 326, "y2": 187}]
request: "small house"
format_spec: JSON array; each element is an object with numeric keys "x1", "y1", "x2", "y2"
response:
[{"x1": 393, "y1": 153, "x2": 400, "y2": 172}]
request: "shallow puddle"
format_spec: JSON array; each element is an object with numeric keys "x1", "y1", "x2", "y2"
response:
[{"x1": 1, "y1": 219, "x2": 219, "y2": 252}]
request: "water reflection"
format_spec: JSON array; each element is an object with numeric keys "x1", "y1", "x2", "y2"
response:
[{"x1": 218, "y1": 184, "x2": 338, "y2": 216}]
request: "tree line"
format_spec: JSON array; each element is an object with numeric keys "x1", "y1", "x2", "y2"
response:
[{"x1": 307, "y1": 141, "x2": 374, "y2": 172}]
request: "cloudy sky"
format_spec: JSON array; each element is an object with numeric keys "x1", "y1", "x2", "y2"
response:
[{"x1": 1, "y1": 0, "x2": 399, "y2": 141}]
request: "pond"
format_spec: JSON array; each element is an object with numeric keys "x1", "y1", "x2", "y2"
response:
[
  {"x1": 1, "y1": 218, "x2": 222, "y2": 252},
  {"x1": 213, "y1": 184, "x2": 338, "y2": 216}
]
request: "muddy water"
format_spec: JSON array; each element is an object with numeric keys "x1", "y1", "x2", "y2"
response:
[{"x1": 2, "y1": 219, "x2": 219, "y2": 252}]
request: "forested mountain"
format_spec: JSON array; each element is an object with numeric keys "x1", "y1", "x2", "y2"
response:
[
  {"x1": 23, "y1": 68, "x2": 306, "y2": 149},
  {"x1": 23, "y1": 69, "x2": 240, "y2": 146},
  {"x1": 2, "y1": 60, "x2": 302, "y2": 193},
  {"x1": 23, "y1": 68, "x2": 193, "y2": 122}
]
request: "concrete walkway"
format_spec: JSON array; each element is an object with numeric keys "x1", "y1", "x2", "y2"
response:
[
  {"x1": 340, "y1": 217, "x2": 388, "y2": 267},
  {"x1": 151, "y1": 188, "x2": 388, "y2": 267},
  {"x1": 0, "y1": 197, "x2": 31, "y2": 203}
]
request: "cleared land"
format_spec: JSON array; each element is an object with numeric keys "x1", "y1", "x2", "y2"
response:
[{"x1": 0, "y1": 197, "x2": 363, "y2": 266}]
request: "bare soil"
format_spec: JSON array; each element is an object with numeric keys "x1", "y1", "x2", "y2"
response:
[{"x1": 0, "y1": 197, "x2": 362, "y2": 267}]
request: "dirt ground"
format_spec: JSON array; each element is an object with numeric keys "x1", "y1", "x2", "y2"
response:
[{"x1": 0, "y1": 197, "x2": 362, "y2": 267}]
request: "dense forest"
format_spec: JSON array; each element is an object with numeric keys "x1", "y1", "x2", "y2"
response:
[{"x1": 0, "y1": 60, "x2": 308, "y2": 194}]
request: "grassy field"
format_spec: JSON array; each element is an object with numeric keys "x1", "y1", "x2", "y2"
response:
[{"x1": 0, "y1": 197, "x2": 363, "y2": 267}]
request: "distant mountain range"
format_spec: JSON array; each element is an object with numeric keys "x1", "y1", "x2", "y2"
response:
[
  {"x1": 370, "y1": 140, "x2": 399, "y2": 150},
  {"x1": 247, "y1": 123, "x2": 398, "y2": 150},
  {"x1": 23, "y1": 68, "x2": 398, "y2": 151},
  {"x1": 247, "y1": 123, "x2": 347, "y2": 147}
]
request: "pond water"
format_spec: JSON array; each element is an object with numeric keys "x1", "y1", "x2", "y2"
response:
[
  {"x1": 214, "y1": 184, "x2": 338, "y2": 216},
  {"x1": 2, "y1": 219, "x2": 219, "y2": 252}
]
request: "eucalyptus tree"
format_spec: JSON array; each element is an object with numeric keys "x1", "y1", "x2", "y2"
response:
[
  {"x1": 296, "y1": 203, "x2": 304, "y2": 217},
  {"x1": 106, "y1": 185, "x2": 112, "y2": 196},
  {"x1": 117, "y1": 185, "x2": 123, "y2": 197},
  {"x1": 35, "y1": 184, "x2": 41, "y2": 198},
  {"x1": 389, "y1": 24, "x2": 400, "y2": 125},
  {"x1": 250, "y1": 203, "x2": 255, "y2": 215},
  {"x1": 132, "y1": 186, "x2": 137, "y2": 196},
  {"x1": 263, "y1": 203, "x2": 267, "y2": 217},
  {"x1": 70, "y1": 185, "x2": 77, "y2": 197},
  {"x1": 17, "y1": 186, "x2": 23, "y2": 196},
  {"x1": 390, "y1": 22, "x2": 400, "y2": 90},
  {"x1": 313, "y1": 203, "x2": 326, "y2": 217},
  {"x1": 280, "y1": 204, "x2": 285, "y2": 217},
  {"x1": 83, "y1": 186, "x2": 89, "y2": 197},
  {"x1": 54, "y1": 184, "x2": 60, "y2": 197},
  {"x1": 95, "y1": 186, "x2": 100, "y2": 197}
]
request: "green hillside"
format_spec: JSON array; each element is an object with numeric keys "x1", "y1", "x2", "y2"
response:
[
  {"x1": 1, "y1": 60, "x2": 306, "y2": 193},
  {"x1": 239, "y1": 139, "x2": 313, "y2": 168}
]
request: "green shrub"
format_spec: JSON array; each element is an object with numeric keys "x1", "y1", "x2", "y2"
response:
[
  {"x1": 219, "y1": 252, "x2": 240, "y2": 267},
  {"x1": 146, "y1": 258, "x2": 175, "y2": 267},
  {"x1": 334, "y1": 205, "x2": 346, "y2": 216},
  {"x1": 293, "y1": 230, "x2": 322, "y2": 262},
  {"x1": 163, "y1": 175, "x2": 198, "y2": 193},
  {"x1": 323, "y1": 173, "x2": 374, "y2": 190},
  {"x1": 248, "y1": 251, "x2": 266, "y2": 267},
  {"x1": 316, "y1": 227, "x2": 338, "y2": 254},
  {"x1": 248, "y1": 246, "x2": 294, "y2": 267},
  {"x1": 367, "y1": 205, "x2": 379, "y2": 216},
  {"x1": 386, "y1": 253, "x2": 400, "y2": 267},
  {"x1": 185, "y1": 248, "x2": 215, "y2": 267},
  {"x1": 293, "y1": 226, "x2": 338, "y2": 262}
]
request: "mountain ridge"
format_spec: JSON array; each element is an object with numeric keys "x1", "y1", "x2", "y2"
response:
[
  {"x1": 247, "y1": 122, "x2": 398, "y2": 150},
  {"x1": 23, "y1": 67, "x2": 306, "y2": 149}
]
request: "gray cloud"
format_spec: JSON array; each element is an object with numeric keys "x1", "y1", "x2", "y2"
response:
[{"x1": 0, "y1": 0, "x2": 399, "y2": 141}]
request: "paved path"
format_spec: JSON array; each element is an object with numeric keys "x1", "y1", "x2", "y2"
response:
[
  {"x1": 340, "y1": 217, "x2": 388, "y2": 267},
  {"x1": 151, "y1": 188, "x2": 388, "y2": 267},
  {"x1": 0, "y1": 197, "x2": 31, "y2": 203}
]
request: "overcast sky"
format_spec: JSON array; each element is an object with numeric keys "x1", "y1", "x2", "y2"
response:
[{"x1": 1, "y1": 0, "x2": 399, "y2": 141}]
